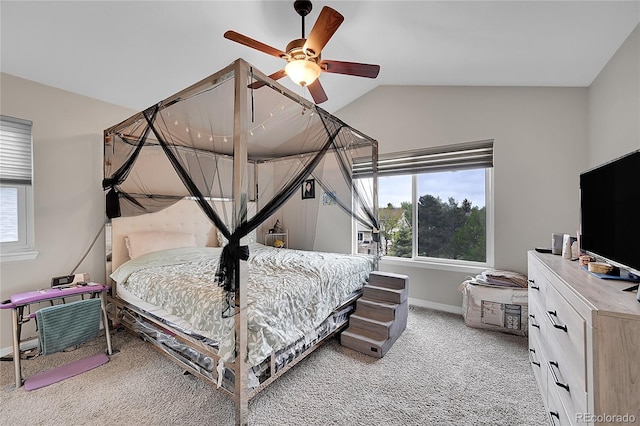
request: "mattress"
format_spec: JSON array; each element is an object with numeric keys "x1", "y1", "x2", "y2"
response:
[
  {"x1": 110, "y1": 243, "x2": 373, "y2": 365},
  {"x1": 116, "y1": 284, "x2": 217, "y2": 345}
]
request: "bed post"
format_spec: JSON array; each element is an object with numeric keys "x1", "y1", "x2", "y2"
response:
[
  {"x1": 233, "y1": 59, "x2": 250, "y2": 426},
  {"x1": 372, "y1": 141, "x2": 380, "y2": 268}
]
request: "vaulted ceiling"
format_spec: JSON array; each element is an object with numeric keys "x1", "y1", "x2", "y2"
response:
[{"x1": 1, "y1": 1, "x2": 638, "y2": 114}]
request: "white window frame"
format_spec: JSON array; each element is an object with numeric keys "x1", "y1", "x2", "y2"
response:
[
  {"x1": 356, "y1": 140, "x2": 494, "y2": 271},
  {"x1": 1, "y1": 115, "x2": 38, "y2": 262},
  {"x1": 409, "y1": 168, "x2": 494, "y2": 268}
]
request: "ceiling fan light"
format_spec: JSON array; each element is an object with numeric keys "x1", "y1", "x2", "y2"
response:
[{"x1": 285, "y1": 60, "x2": 321, "y2": 87}]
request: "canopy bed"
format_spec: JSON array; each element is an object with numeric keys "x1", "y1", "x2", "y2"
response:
[{"x1": 103, "y1": 59, "x2": 379, "y2": 425}]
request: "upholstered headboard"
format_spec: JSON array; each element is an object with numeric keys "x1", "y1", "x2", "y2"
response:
[{"x1": 110, "y1": 199, "x2": 220, "y2": 271}]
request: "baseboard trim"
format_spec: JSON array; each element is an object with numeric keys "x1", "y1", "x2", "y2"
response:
[
  {"x1": 0, "y1": 338, "x2": 38, "y2": 358},
  {"x1": 409, "y1": 298, "x2": 462, "y2": 315}
]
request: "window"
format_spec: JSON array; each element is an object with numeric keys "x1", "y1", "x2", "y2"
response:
[
  {"x1": 1, "y1": 115, "x2": 37, "y2": 261},
  {"x1": 354, "y1": 140, "x2": 493, "y2": 266}
]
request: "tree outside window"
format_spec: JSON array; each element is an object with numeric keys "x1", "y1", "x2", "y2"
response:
[{"x1": 376, "y1": 168, "x2": 489, "y2": 264}]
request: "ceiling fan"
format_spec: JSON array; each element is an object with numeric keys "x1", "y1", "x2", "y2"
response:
[{"x1": 224, "y1": 0, "x2": 380, "y2": 104}]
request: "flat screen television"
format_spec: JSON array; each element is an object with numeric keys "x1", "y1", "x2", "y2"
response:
[{"x1": 579, "y1": 149, "x2": 640, "y2": 278}]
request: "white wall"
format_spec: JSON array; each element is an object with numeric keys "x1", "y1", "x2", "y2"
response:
[
  {"x1": 0, "y1": 73, "x2": 135, "y2": 350},
  {"x1": 332, "y1": 24, "x2": 640, "y2": 312},
  {"x1": 588, "y1": 24, "x2": 640, "y2": 167},
  {"x1": 258, "y1": 156, "x2": 353, "y2": 253},
  {"x1": 335, "y1": 86, "x2": 589, "y2": 308},
  {"x1": 256, "y1": 158, "x2": 320, "y2": 249},
  {"x1": 310, "y1": 157, "x2": 352, "y2": 254}
]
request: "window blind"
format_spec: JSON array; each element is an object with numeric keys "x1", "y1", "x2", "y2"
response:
[
  {"x1": 353, "y1": 139, "x2": 493, "y2": 178},
  {"x1": 0, "y1": 115, "x2": 33, "y2": 185}
]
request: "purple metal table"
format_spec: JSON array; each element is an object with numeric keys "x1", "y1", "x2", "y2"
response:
[{"x1": 0, "y1": 283, "x2": 113, "y2": 388}]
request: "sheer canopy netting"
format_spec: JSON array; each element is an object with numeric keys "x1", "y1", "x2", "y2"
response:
[{"x1": 103, "y1": 60, "x2": 379, "y2": 292}]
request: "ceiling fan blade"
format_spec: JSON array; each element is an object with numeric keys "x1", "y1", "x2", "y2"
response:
[
  {"x1": 224, "y1": 30, "x2": 287, "y2": 59},
  {"x1": 320, "y1": 60, "x2": 380, "y2": 78},
  {"x1": 303, "y1": 7, "x2": 344, "y2": 58},
  {"x1": 307, "y1": 79, "x2": 328, "y2": 104},
  {"x1": 248, "y1": 69, "x2": 287, "y2": 89}
]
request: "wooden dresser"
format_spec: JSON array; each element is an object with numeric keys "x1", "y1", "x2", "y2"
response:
[{"x1": 527, "y1": 251, "x2": 640, "y2": 426}]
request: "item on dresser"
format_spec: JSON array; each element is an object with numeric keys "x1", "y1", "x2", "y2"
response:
[
  {"x1": 579, "y1": 150, "x2": 640, "y2": 282},
  {"x1": 571, "y1": 241, "x2": 580, "y2": 259},
  {"x1": 551, "y1": 233, "x2": 564, "y2": 255},
  {"x1": 459, "y1": 279, "x2": 528, "y2": 336},
  {"x1": 587, "y1": 261, "x2": 614, "y2": 274},
  {"x1": 562, "y1": 234, "x2": 577, "y2": 260},
  {"x1": 578, "y1": 254, "x2": 595, "y2": 266},
  {"x1": 583, "y1": 265, "x2": 640, "y2": 282},
  {"x1": 535, "y1": 247, "x2": 552, "y2": 254}
]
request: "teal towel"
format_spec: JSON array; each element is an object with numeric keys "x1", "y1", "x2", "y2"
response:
[{"x1": 36, "y1": 298, "x2": 102, "y2": 355}]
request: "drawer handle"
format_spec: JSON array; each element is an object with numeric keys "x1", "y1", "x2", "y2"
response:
[
  {"x1": 528, "y1": 279, "x2": 540, "y2": 290},
  {"x1": 546, "y1": 310, "x2": 568, "y2": 332},
  {"x1": 528, "y1": 314, "x2": 540, "y2": 329},
  {"x1": 528, "y1": 348, "x2": 540, "y2": 367},
  {"x1": 549, "y1": 361, "x2": 570, "y2": 392}
]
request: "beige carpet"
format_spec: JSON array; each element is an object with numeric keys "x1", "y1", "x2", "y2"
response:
[{"x1": 0, "y1": 306, "x2": 546, "y2": 425}]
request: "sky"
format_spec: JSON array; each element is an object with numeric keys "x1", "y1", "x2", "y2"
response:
[{"x1": 378, "y1": 169, "x2": 486, "y2": 209}]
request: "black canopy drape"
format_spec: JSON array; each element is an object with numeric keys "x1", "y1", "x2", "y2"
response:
[{"x1": 103, "y1": 59, "x2": 379, "y2": 293}]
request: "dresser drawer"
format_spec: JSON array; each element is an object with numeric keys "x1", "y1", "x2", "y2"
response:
[
  {"x1": 528, "y1": 295, "x2": 546, "y2": 340},
  {"x1": 544, "y1": 350, "x2": 588, "y2": 417},
  {"x1": 528, "y1": 330, "x2": 547, "y2": 398},
  {"x1": 527, "y1": 258, "x2": 547, "y2": 311},
  {"x1": 547, "y1": 367, "x2": 575, "y2": 426},
  {"x1": 544, "y1": 284, "x2": 586, "y2": 391}
]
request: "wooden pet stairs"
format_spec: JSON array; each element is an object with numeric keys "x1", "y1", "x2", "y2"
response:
[{"x1": 340, "y1": 271, "x2": 409, "y2": 358}]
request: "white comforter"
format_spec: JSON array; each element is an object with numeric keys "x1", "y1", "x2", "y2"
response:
[{"x1": 110, "y1": 243, "x2": 373, "y2": 365}]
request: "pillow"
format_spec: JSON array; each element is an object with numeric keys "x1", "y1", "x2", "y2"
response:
[
  {"x1": 125, "y1": 231, "x2": 197, "y2": 259},
  {"x1": 217, "y1": 226, "x2": 256, "y2": 246}
]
